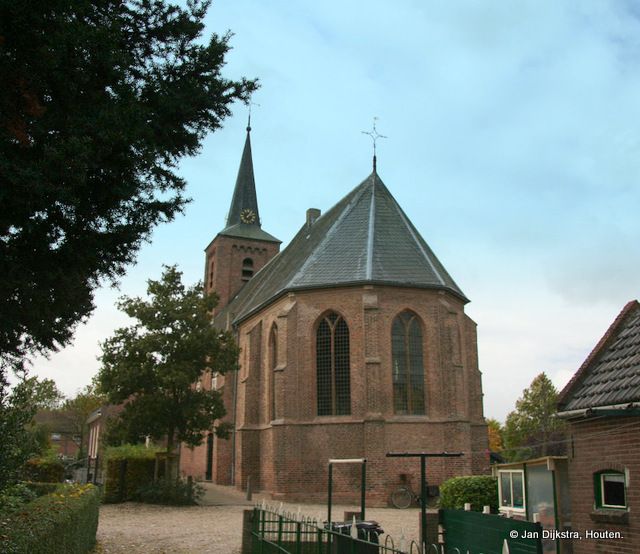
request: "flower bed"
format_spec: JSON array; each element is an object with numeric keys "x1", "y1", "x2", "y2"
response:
[{"x1": 0, "y1": 483, "x2": 100, "y2": 554}]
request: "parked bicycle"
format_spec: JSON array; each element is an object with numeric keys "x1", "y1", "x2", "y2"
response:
[
  {"x1": 391, "y1": 484, "x2": 419, "y2": 509},
  {"x1": 390, "y1": 483, "x2": 439, "y2": 509}
]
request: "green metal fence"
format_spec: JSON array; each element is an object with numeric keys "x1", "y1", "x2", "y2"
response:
[
  {"x1": 440, "y1": 509, "x2": 543, "y2": 554},
  {"x1": 251, "y1": 505, "x2": 424, "y2": 554}
]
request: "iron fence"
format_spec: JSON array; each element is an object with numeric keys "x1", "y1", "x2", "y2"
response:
[{"x1": 251, "y1": 504, "x2": 425, "y2": 554}]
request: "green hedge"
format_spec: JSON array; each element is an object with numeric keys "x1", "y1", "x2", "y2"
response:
[
  {"x1": 0, "y1": 483, "x2": 100, "y2": 554},
  {"x1": 20, "y1": 458, "x2": 64, "y2": 483},
  {"x1": 103, "y1": 444, "x2": 158, "y2": 503},
  {"x1": 439, "y1": 475, "x2": 498, "y2": 512}
]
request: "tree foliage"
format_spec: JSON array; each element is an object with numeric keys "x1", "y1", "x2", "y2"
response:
[
  {"x1": 0, "y1": 374, "x2": 62, "y2": 491},
  {"x1": 96, "y1": 266, "x2": 238, "y2": 458},
  {"x1": 0, "y1": 0, "x2": 255, "y2": 370},
  {"x1": 503, "y1": 372, "x2": 567, "y2": 461},
  {"x1": 486, "y1": 417, "x2": 504, "y2": 452}
]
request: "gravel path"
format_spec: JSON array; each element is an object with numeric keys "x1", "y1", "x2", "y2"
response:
[{"x1": 97, "y1": 500, "x2": 425, "y2": 553}]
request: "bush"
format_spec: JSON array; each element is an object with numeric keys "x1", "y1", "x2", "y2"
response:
[
  {"x1": 20, "y1": 457, "x2": 64, "y2": 482},
  {"x1": 0, "y1": 483, "x2": 100, "y2": 554},
  {"x1": 439, "y1": 475, "x2": 498, "y2": 512},
  {"x1": 103, "y1": 443, "x2": 158, "y2": 503},
  {"x1": 0, "y1": 482, "x2": 37, "y2": 514},
  {"x1": 134, "y1": 477, "x2": 203, "y2": 505}
]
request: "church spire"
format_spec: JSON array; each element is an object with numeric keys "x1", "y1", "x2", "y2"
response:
[{"x1": 226, "y1": 122, "x2": 260, "y2": 228}]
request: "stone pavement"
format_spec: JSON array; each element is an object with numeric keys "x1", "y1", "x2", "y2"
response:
[{"x1": 198, "y1": 481, "x2": 262, "y2": 506}]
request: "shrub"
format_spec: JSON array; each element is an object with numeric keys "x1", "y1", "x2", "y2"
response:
[
  {"x1": 103, "y1": 443, "x2": 159, "y2": 503},
  {"x1": 0, "y1": 483, "x2": 100, "y2": 554},
  {"x1": 439, "y1": 475, "x2": 498, "y2": 512},
  {"x1": 134, "y1": 477, "x2": 203, "y2": 505},
  {"x1": 20, "y1": 457, "x2": 64, "y2": 483},
  {"x1": 0, "y1": 483, "x2": 37, "y2": 514}
]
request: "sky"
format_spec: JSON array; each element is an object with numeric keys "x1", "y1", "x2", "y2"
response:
[{"x1": 29, "y1": 1, "x2": 640, "y2": 422}]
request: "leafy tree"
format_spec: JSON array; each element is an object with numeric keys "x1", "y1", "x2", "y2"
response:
[
  {"x1": 0, "y1": 0, "x2": 255, "y2": 371},
  {"x1": 96, "y1": 266, "x2": 238, "y2": 472},
  {"x1": 0, "y1": 374, "x2": 62, "y2": 490},
  {"x1": 503, "y1": 373, "x2": 567, "y2": 461},
  {"x1": 60, "y1": 385, "x2": 106, "y2": 459},
  {"x1": 486, "y1": 417, "x2": 504, "y2": 452}
]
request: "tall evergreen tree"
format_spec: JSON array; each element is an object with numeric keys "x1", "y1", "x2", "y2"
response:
[{"x1": 0, "y1": 0, "x2": 255, "y2": 370}]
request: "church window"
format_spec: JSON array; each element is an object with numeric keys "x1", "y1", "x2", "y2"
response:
[
  {"x1": 242, "y1": 257, "x2": 254, "y2": 281},
  {"x1": 208, "y1": 260, "x2": 215, "y2": 289},
  {"x1": 269, "y1": 323, "x2": 278, "y2": 420},
  {"x1": 391, "y1": 311, "x2": 425, "y2": 415},
  {"x1": 316, "y1": 312, "x2": 350, "y2": 416}
]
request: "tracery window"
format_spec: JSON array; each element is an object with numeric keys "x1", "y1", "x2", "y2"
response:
[
  {"x1": 391, "y1": 311, "x2": 425, "y2": 414},
  {"x1": 316, "y1": 312, "x2": 350, "y2": 416}
]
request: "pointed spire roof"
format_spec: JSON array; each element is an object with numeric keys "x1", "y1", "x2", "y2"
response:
[
  {"x1": 215, "y1": 170, "x2": 467, "y2": 326},
  {"x1": 219, "y1": 125, "x2": 280, "y2": 243}
]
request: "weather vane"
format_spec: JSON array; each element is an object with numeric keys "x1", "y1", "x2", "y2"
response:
[{"x1": 361, "y1": 117, "x2": 387, "y2": 171}]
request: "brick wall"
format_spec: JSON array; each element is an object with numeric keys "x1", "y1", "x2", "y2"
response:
[
  {"x1": 567, "y1": 416, "x2": 639, "y2": 554},
  {"x1": 217, "y1": 285, "x2": 489, "y2": 505},
  {"x1": 204, "y1": 235, "x2": 280, "y2": 312}
]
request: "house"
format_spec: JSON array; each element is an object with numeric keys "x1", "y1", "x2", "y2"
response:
[
  {"x1": 494, "y1": 456, "x2": 571, "y2": 554},
  {"x1": 179, "y1": 124, "x2": 489, "y2": 503},
  {"x1": 33, "y1": 409, "x2": 80, "y2": 458},
  {"x1": 86, "y1": 404, "x2": 122, "y2": 483},
  {"x1": 557, "y1": 300, "x2": 640, "y2": 553}
]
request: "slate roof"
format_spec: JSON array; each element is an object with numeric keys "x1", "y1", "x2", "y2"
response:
[
  {"x1": 558, "y1": 300, "x2": 640, "y2": 412},
  {"x1": 215, "y1": 170, "x2": 467, "y2": 327},
  {"x1": 218, "y1": 126, "x2": 280, "y2": 243}
]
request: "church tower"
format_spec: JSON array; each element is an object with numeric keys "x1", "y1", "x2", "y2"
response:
[{"x1": 204, "y1": 123, "x2": 281, "y2": 311}]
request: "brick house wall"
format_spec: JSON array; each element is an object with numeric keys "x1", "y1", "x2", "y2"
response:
[{"x1": 567, "y1": 416, "x2": 639, "y2": 554}]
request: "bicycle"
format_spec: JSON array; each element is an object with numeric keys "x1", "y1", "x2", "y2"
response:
[
  {"x1": 390, "y1": 484, "x2": 419, "y2": 509},
  {"x1": 390, "y1": 483, "x2": 439, "y2": 509}
]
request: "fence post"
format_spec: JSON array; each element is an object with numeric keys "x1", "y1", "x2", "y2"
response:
[{"x1": 295, "y1": 520, "x2": 302, "y2": 554}]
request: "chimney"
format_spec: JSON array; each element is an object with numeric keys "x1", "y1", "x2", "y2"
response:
[{"x1": 306, "y1": 208, "x2": 321, "y2": 227}]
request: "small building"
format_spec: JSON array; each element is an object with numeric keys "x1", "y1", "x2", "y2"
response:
[
  {"x1": 494, "y1": 456, "x2": 571, "y2": 554},
  {"x1": 557, "y1": 300, "x2": 640, "y2": 554},
  {"x1": 86, "y1": 404, "x2": 122, "y2": 483},
  {"x1": 33, "y1": 409, "x2": 79, "y2": 458}
]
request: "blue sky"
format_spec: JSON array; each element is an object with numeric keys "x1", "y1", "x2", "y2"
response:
[{"x1": 31, "y1": 1, "x2": 640, "y2": 422}]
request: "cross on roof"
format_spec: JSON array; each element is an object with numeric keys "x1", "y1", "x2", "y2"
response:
[{"x1": 361, "y1": 117, "x2": 387, "y2": 171}]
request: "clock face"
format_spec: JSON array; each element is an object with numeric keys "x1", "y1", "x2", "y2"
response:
[{"x1": 240, "y1": 208, "x2": 257, "y2": 224}]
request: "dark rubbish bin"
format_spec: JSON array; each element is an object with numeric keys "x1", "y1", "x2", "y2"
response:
[{"x1": 327, "y1": 521, "x2": 384, "y2": 554}]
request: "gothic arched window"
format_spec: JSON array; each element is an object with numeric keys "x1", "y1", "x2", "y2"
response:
[
  {"x1": 269, "y1": 323, "x2": 278, "y2": 421},
  {"x1": 391, "y1": 311, "x2": 425, "y2": 415},
  {"x1": 316, "y1": 312, "x2": 350, "y2": 416}
]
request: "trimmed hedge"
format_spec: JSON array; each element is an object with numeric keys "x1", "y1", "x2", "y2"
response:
[
  {"x1": 439, "y1": 475, "x2": 498, "y2": 512},
  {"x1": 20, "y1": 458, "x2": 64, "y2": 483},
  {"x1": 0, "y1": 483, "x2": 100, "y2": 554},
  {"x1": 103, "y1": 444, "x2": 158, "y2": 503}
]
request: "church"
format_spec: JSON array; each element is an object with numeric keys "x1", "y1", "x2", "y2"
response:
[{"x1": 180, "y1": 123, "x2": 489, "y2": 503}]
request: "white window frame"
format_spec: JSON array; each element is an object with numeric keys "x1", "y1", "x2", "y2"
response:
[
  {"x1": 498, "y1": 469, "x2": 526, "y2": 513},
  {"x1": 600, "y1": 472, "x2": 627, "y2": 509}
]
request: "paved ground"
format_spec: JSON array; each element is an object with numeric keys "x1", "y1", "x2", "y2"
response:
[{"x1": 96, "y1": 483, "x2": 425, "y2": 553}]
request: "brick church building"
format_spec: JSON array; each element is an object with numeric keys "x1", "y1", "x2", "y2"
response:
[{"x1": 180, "y1": 124, "x2": 489, "y2": 503}]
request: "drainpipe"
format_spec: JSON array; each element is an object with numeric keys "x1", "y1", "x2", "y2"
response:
[{"x1": 230, "y1": 326, "x2": 240, "y2": 486}]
